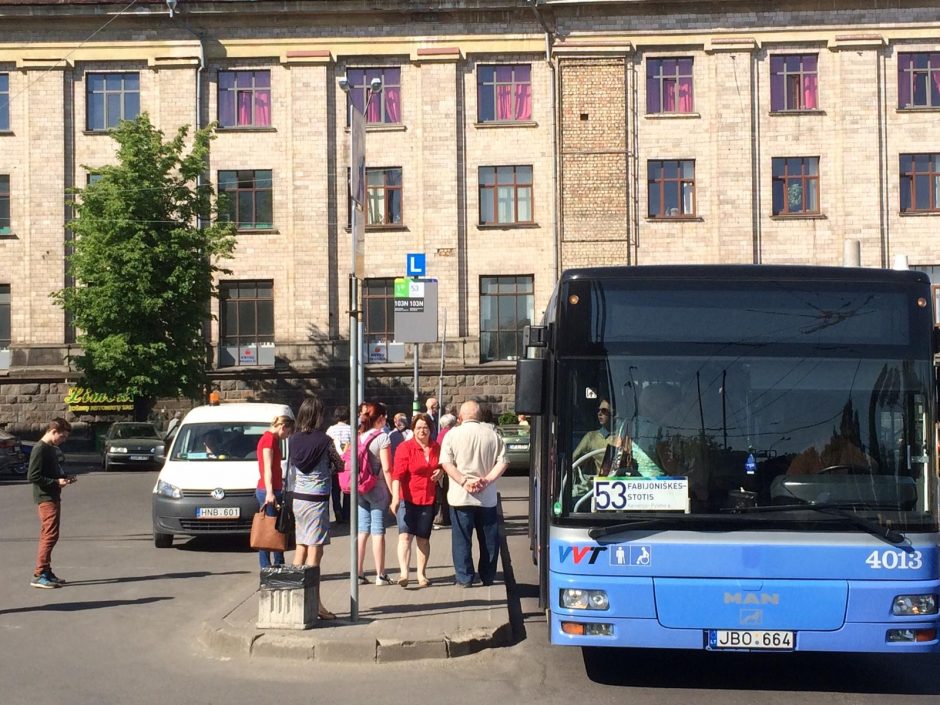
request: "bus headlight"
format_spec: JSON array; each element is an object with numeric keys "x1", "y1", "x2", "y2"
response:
[
  {"x1": 892, "y1": 594, "x2": 938, "y2": 616},
  {"x1": 560, "y1": 588, "x2": 609, "y2": 610}
]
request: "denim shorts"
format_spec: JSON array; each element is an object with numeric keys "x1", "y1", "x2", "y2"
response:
[
  {"x1": 396, "y1": 501, "x2": 435, "y2": 539},
  {"x1": 357, "y1": 494, "x2": 388, "y2": 535}
]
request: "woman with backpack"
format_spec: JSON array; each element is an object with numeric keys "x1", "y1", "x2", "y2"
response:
[
  {"x1": 289, "y1": 396, "x2": 342, "y2": 619},
  {"x1": 389, "y1": 413, "x2": 442, "y2": 587},
  {"x1": 355, "y1": 401, "x2": 394, "y2": 585}
]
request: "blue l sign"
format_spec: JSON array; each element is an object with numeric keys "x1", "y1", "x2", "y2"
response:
[{"x1": 406, "y1": 253, "x2": 426, "y2": 277}]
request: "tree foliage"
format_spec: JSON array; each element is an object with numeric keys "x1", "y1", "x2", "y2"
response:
[{"x1": 53, "y1": 114, "x2": 235, "y2": 409}]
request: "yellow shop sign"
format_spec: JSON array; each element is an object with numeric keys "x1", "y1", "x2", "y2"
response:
[{"x1": 64, "y1": 387, "x2": 134, "y2": 412}]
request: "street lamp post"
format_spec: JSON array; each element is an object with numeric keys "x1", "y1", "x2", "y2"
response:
[{"x1": 338, "y1": 74, "x2": 382, "y2": 622}]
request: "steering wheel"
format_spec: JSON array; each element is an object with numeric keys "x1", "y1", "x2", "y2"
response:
[
  {"x1": 818, "y1": 464, "x2": 873, "y2": 475},
  {"x1": 569, "y1": 448, "x2": 607, "y2": 512}
]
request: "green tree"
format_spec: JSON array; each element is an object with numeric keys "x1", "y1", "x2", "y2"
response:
[{"x1": 54, "y1": 114, "x2": 236, "y2": 419}]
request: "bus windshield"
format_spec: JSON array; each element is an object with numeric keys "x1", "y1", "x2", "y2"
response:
[{"x1": 555, "y1": 276, "x2": 938, "y2": 533}]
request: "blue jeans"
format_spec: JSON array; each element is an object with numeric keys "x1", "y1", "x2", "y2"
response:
[
  {"x1": 255, "y1": 488, "x2": 284, "y2": 568},
  {"x1": 450, "y1": 505, "x2": 499, "y2": 586}
]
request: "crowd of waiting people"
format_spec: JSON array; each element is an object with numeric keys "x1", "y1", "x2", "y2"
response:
[{"x1": 254, "y1": 395, "x2": 508, "y2": 619}]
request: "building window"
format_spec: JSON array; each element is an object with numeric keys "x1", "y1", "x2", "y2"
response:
[
  {"x1": 0, "y1": 284, "x2": 9, "y2": 353},
  {"x1": 647, "y1": 160, "x2": 695, "y2": 218},
  {"x1": 770, "y1": 54, "x2": 818, "y2": 111},
  {"x1": 0, "y1": 74, "x2": 8, "y2": 130},
  {"x1": 479, "y1": 166, "x2": 533, "y2": 225},
  {"x1": 480, "y1": 275, "x2": 534, "y2": 362},
  {"x1": 646, "y1": 58, "x2": 694, "y2": 114},
  {"x1": 218, "y1": 170, "x2": 273, "y2": 230},
  {"x1": 898, "y1": 53, "x2": 940, "y2": 109},
  {"x1": 0, "y1": 175, "x2": 8, "y2": 234},
  {"x1": 219, "y1": 280, "x2": 273, "y2": 367},
  {"x1": 772, "y1": 157, "x2": 820, "y2": 215},
  {"x1": 86, "y1": 72, "x2": 140, "y2": 131},
  {"x1": 900, "y1": 154, "x2": 940, "y2": 213},
  {"x1": 363, "y1": 278, "x2": 396, "y2": 356},
  {"x1": 365, "y1": 168, "x2": 402, "y2": 226},
  {"x1": 346, "y1": 68, "x2": 401, "y2": 124},
  {"x1": 477, "y1": 65, "x2": 532, "y2": 122},
  {"x1": 218, "y1": 70, "x2": 271, "y2": 128}
]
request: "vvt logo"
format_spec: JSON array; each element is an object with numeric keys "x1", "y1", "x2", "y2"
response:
[{"x1": 558, "y1": 545, "x2": 608, "y2": 564}]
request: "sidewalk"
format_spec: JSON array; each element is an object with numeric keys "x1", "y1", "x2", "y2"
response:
[{"x1": 199, "y1": 502, "x2": 516, "y2": 664}]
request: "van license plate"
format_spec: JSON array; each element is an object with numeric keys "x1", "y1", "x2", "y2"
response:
[
  {"x1": 708, "y1": 630, "x2": 794, "y2": 650},
  {"x1": 196, "y1": 507, "x2": 240, "y2": 519}
]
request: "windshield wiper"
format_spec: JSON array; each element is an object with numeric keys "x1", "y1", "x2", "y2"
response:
[
  {"x1": 588, "y1": 517, "x2": 685, "y2": 540},
  {"x1": 727, "y1": 502, "x2": 908, "y2": 546}
]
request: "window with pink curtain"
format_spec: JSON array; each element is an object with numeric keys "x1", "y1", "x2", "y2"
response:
[
  {"x1": 478, "y1": 64, "x2": 533, "y2": 122},
  {"x1": 347, "y1": 67, "x2": 402, "y2": 124},
  {"x1": 898, "y1": 52, "x2": 940, "y2": 108},
  {"x1": 646, "y1": 58, "x2": 694, "y2": 114},
  {"x1": 218, "y1": 70, "x2": 271, "y2": 127},
  {"x1": 770, "y1": 55, "x2": 818, "y2": 111}
]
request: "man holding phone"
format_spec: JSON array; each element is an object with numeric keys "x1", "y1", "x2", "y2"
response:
[{"x1": 28, "y1": 417, "x2": 73, "y2": 589}]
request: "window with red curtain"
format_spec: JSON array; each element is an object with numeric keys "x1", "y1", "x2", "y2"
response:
[
  {"x1": 646, "y1": 58, "x2": 694, "y2": 114},
  {"x1": 898, "y1": 53, "x2": 940, "y2": 109},
  {"x1": 347, "y1": 67, "x2": 401, "y2": 124},
  {"x1": 218, "y1": 70, "x2": 271, "y2": 127},
  {"x1": 770, "y1": 55, "x2": 818, "y2": 111},
  {"x1": 477, "y1": 65, "x2": 532, "y2": 122}
]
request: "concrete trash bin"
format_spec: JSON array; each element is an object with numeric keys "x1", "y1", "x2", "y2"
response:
[{"x1": 257, "y1": 565, "x2": 320, "y2": 630}]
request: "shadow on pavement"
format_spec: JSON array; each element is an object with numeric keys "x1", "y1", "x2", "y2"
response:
[
  {"x1": 0, "y1": 596, "x2": 172, "y2": 616},
  {"x1": 582, "y1": 647, "x2": 940, "y2": 695},
  {"x1": 65, "y1": 570, "x2": 250, "y2": 586}
]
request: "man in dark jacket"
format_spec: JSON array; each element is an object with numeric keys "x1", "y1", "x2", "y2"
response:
[{"x1": 27, "y1": 417, "x2": 73, "y2": 589}]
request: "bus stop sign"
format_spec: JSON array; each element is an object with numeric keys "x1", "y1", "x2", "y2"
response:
[{"x1": 394, "y1": 277, "x2": 438, "y2": 343}]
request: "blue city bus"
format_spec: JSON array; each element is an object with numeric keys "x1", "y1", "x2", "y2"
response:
[{"x1": 515, "y1": 265, "x2": 940, "y2": 653}]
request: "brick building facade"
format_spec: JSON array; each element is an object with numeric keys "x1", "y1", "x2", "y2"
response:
[{"x1": 0, "y1": 0, "x2": 939, "y2": 436}]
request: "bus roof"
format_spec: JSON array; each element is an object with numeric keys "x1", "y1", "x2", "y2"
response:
[{"x1": 559, "y1": 265, "x2": 930, "y2": 286}]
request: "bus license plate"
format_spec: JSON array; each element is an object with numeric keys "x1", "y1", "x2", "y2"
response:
[
  {"x1": 708, "y1": 630, "x2": 794, "y2": 650},
  {"x1": 196, "y1": 507, "x2": 240, "y2": 519}
]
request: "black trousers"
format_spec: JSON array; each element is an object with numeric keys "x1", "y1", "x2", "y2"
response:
[{"x1": 434, "y1": 476, "x2": 451, "y2": 525}]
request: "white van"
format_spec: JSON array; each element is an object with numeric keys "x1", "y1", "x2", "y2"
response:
[{"x1": 151, "y1": 402, "x2": 292, "y2": 548}]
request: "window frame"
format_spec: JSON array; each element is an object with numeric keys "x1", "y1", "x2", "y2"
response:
[
  {"x1": 478, "y1": 165, "x2": 534, "y2": 226},
  {"x1": 218, "y1": 169, "x2": 273, "y2": 231},
  {"x1": 479, "y1": 274, "x2": 535, "y2": 363},
  {"x1": 0, "y1": 284, "x2": 9, "y2": 350},
  {"x1": 646, "y1": 58, "x2": 695, "y2": 114},
  {"x1": 345, "y1": 67, "x2": 402, "y2": 125},
  {"x1": 900, "y1": 153, "x2": 940, "y2": 214},
  {"x1": 771, "y1": 156, "x2": 821, "y2": 216},
  {"x1": 85, "y1": 72, "x2": 140, "y2": 131},
  {"x1": 362, "y1": 278, "x2": 396, "y2": 357},
  {"x1": 363, "y1": 167, "x2": 403, "y2": 227},
  {"x1": 218, "y1": 280, "x2": 274, "y2": 367},
  {"x1": 0, "y1": 73, "x2": 9, "y2": 131},
  {"x1": 217, "y1": 69, "x2": 272, "y2": 128},
  {"x1": 476, "y1": 64, "x2": 533, "y2": 123},
  {"x1": 770, "y1": 54, "x2": 819, "y2": 112},
  {"x1": 647, "y1": 160, "x2": 696, "y2": 219},
  {"x1": 898, "y1": 52, "x2": 940, "y2": 109},
  {"x1": 0, "y1": 174, "x2": 9, "y2": 234}
]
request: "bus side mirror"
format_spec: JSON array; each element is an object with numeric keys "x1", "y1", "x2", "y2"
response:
[{"x1": 515, "y1": 358, "x2": 545, "y2": 415}]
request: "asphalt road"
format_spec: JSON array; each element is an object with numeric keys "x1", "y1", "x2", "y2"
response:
[{"x1": 2, "y1": 459, "x2": 939, "y2": 705}]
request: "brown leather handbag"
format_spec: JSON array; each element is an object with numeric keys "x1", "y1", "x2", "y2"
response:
[{"x1": 250, "y1": 506, "x2": 288, "y2": 552}]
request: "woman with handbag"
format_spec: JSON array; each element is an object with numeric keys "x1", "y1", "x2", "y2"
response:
[
  {"x1": 390, "y1": 413, "x2": 442, "y2": 588},
  {"x1": 356, "y1": 401, "x2": 394, "y2": 586},
  {"x1": 289, "y1": 396, "x2": 342, "y2": 620},
  {"x1": 255, "y1": 415, "x2": 295, "y2": 568}
]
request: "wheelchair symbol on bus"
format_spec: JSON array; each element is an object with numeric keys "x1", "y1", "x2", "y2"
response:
[{"x1": 611, "y1": 544, "x2": 652, "y2": 567}]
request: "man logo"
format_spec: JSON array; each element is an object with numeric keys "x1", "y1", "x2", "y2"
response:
[{"x1": 724, "y1": 592, "x2": 779, "y2": 605}]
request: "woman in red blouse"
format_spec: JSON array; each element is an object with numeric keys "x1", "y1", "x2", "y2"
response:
[
  {"x1": 390, "y1": 413, "x2": 442, "y2": 587},
  {"x1": 255, "y1": 414, "x2": 295, "y2": 568}
]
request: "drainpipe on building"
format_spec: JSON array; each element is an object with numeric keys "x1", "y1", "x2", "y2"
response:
[
  {"x1": 878, "y1": 47, "x2": 890, "y2": 269},
  {"x1": 528, "y1": 0, "x2": 560, "y2": 279},
  {"x1": 750, "y1": 51, "x2": 762, "y2": 264}
]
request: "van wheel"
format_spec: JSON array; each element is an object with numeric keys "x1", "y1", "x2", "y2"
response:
[{"x1": 153, "y1": 531, "x2": 173, "y2": 548}]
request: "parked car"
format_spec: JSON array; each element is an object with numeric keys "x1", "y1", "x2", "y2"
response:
[
  {"x1": 152, "y1": 402, "x2": 293, "y2": 548},
  {"x1": 102, "y1": 422, "x2": 167, "y2": 472},
  {"x1": 497, "y1": 423, "x2": 531, "y2": 472},
  {"x1": 0, "y1": 428, "x2": 27, "y2": 475}
]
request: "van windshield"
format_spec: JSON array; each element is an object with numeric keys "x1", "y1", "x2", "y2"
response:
[{"x1": 171, "y1": 422, "x2": 269, "y2": 462}]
